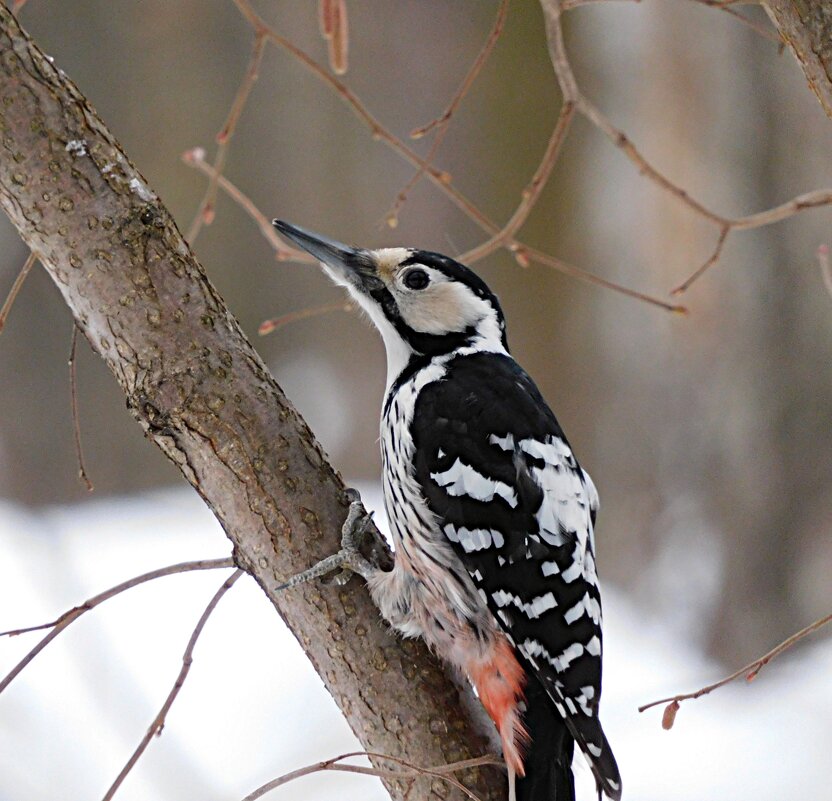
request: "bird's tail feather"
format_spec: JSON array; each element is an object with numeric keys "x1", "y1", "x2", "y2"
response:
[{"x1": 515, "y1": 672, "x2": 576, "y2": 801}]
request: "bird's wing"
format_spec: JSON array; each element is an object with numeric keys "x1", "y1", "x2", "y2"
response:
[{"x1": 410, "y1": 351, "x2": 620, "y2": 800}]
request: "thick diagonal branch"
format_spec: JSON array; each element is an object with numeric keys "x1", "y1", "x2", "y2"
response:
[{"x1": 0, "y1": 11, "x2": 501, "y2": 801}]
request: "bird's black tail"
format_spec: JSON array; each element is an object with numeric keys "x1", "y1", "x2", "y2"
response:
[{"x1": 516, "y1": 673, "x2": 576, "y2": 801}]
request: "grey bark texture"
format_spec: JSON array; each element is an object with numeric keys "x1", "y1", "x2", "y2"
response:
[
  {"x1": 765, "y1": 0, "x2": 832, "y2": 120},
  {"x1": 0, "y1": 9, "x2": 503, "y2": 801}
]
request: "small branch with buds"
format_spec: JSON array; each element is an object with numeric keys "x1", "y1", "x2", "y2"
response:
[
  {"x1": 0, "y1": 557, "x2": 235, "y2": 695},
  {"x1": 102, "y1": 569, "x2": 243, "y2": 801},
  {"x1": 639, "y1": 611, "x2": 832, "y2": 729}
]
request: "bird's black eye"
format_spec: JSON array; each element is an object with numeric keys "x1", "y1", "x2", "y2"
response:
[{"x1": 403, "y1": 268, "x2": 430, "y2": 290}]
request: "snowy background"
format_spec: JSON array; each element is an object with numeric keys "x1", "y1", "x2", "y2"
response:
[{"x1": 1, "y1": 485, "x2": 829, "y2": 801}]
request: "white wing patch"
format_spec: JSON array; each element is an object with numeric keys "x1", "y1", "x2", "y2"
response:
[
  {"x1": 443, "y1": 524, "x2": 505, "y2": 553},
  {"x1": 520, "y1": 637, "x2": 588, "y2": 672},
  {"x1": 492, "y1": 590, "x2": 558, "y2": 619},
  {"x1": 490, "y1": 432, "x2": 598, "y2": 586},
  {"x1": 431, "y1": 458, "x2": 518, "y2": 508},
  {"x1": 563, "y1": 592, "x2": 602, "y2": 626}
]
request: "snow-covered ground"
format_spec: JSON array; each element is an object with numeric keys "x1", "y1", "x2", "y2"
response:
[{"x1": 1, "y1": 486, "x2": 829, "y2": 801}]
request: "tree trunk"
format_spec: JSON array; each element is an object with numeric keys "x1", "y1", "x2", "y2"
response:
[
  {"x1": 765, "y1": 0, "x2": 832, "y2": 121},
  {"x1": 0, "y1": 9, "x2": 502, "y2": 801}
]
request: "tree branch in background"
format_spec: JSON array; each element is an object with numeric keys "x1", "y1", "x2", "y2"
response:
[
  {"x1": 242, "y1": 751, "x2": 503, "y2": 801},
  {"x1": 539, "y1": 0, "x2": 832, "y2": 295},
  {"x1": 187, "y1": 31, "x2": 267, "y2": 242},
  {"x1": 0, "y1": 557, "x2": 236, "y2": 693},
  {"x1": 258, "y1": 300, "x2": 353, "y2": 337},
  {"x1": 639, "y1": 611, "x2": 832, "y2": 729},
  {"x1": 0, "y1": 11, "x2": 503, "y2": 800},
  {"x1": 102, "y1": 569, "x2": 243, "y2": 801},
  {"x1": 181, "y1": 148, "x2": 314, "y2": 263},
  {"x1": 0, "y1": 250, "x2": 36, "y2": 334},
  {"x1": 385, "y1": 0, "x2": 510, "y2": 227},
  {"x1": 222, "y1": 0, "x2": 687, "y2": 314}
]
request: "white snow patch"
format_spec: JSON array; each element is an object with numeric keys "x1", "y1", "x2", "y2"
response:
[{"x1": 0, "y1": 483, "x2": 830, "y2": 801}]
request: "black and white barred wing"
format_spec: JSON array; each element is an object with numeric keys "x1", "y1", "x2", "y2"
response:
[{"x1": 410, "y1": 352, "x2": 621, "y2": 800}]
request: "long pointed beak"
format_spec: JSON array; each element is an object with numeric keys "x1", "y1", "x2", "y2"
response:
[{"x1": 272, "y1": 220, "x2": 375, "y2": 288}]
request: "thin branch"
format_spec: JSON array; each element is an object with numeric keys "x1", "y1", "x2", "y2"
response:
[
  {"x1": 385, "y1": 0, "x2": 509, "y2": 226},
  {"x1": 0, "y1": 557, "x2": 235, "y2": 694},
  {"x1": 638, "y1": 611, "x2": 832, "y2": 728},
  {"x1": 186, "y1": 32, "x2": 267, "y2": 243},
  {"x1": 539, "y1": 0, "x2": 832, "y2": 294},
  {"x1": 0, "y1": 250, "x2": 36, "y2": 334},
  {"x1": 102, "y1": 569, "x2": 243, "y2": 801},
  {"x1": 460, "y1": 101, "x2": 576, "y2": 264},
  {"x1": 241, "y1": 750, "x2": 502, "y2": 801},
  {"x1": 671, "y1": 224, "x2": 729, "y2": 296},
  {"x1": 559, "y1": 0, "x2": 779, "y2": 44},
  {"x1": 190, "y1": 140, "x2": 685, "y2": 312},
  {"x1": 524, "y1": 244, "x2": 689, "y2": 313},
  {"x1": 181, "y1": 148, "x2": 315, "y2": 263},
  {"x1": 68, "y1": 323, "x2": 93, "y2": 491},
  {"x1": 259, "y1": 300, "x2": 353, "y2": 335},
  {"x1": 184, "y1": 47, "x2": 683, "y2": 313},
  {"x1": 692, "y1": 0, "x2": 781, "y2": 43},
  {"x1": 225, "y1": 0, "x2": 689, "y2": 314},
  {"x1": 672, "y1": 189, "x2": 832, "y2": 292},
  {"x1": 231, "y1": 0, "x2": 500, "y2": 235}
]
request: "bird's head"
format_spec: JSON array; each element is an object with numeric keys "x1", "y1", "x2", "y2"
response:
[{"x1": 274, "y1": 220, "x2": 508, "y2": 384}]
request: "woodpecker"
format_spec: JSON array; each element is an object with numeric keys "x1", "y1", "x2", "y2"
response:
[{"x1": 273, "y1": 220, "x2": 621, "y2": 801}]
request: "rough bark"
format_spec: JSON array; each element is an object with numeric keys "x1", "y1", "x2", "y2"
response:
[
  {"x1": 765, "y1": 0, "x2": 832, "y2": 121},
  {"x1": 0, "y1": 9, "x2": 503, "y2": 800}
]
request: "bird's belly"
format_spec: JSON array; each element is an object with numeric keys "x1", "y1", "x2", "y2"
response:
[{"x1": 377, "y1": 472, "x2": 498, "y2": 659}]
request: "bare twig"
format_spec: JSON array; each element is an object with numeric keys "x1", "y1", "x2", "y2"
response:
[
  {"x1": 186, "y1": 126, "x2": 680, "y2": 314},
  {"x1": 539, "y1": 0, "x2": 832, "y2": 294},
  {"x1": 189, "y1": 15, "x2": 683, "y2": 313},
  {"x1": 524, "y1": 245, "x2": 689, "y2": 314},
  {"x1": 0, "y1": 250, "x2": 36, "y2": 334},
  {"x1": 0, "y1": 558, "x2": 235, "y2": 694},
  {"x1": 241, "y1": 750, "x2": 503, "y2": 801},
  {"x1": 385, "y1": 0, "x2": 510, "y2": 226},
  {"x1": 187, "y1": 32, "x2": 267, "y2": 243},
  {"x1": 671, "y1": 225, "x2": 730, "y2": 296},
  {"x1": 259, "y1": 300, "x2": 353, "y2": 335},
  {"x1": 182, "y1": 148, "x2": 315, "y2": 263},
  {"x1": 818, "y1": 244, "x2": 832, "y2": 298},
  {"x1": 638, "y1": 611, "x2": 832, "y2": 727},
  {"x1": 671, "y1": 189, "x2": 832, "y2": 293},
  {"x1": 559, "y1": 0, "x2": 780, "y2": 44},
  {"x1": 102, "y1": 569, "x2": 243, "y2": 801},
  {"x1": 460, "y1": 101, "x2": 576, "y2": 264},
  {"x1": 68, "y1": 324, "x2": 93, "y2": 492}
]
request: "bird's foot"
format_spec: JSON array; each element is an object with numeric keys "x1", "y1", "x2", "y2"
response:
[{"x1": 275, "y1": 489, "x2": 384, "y2": 591}]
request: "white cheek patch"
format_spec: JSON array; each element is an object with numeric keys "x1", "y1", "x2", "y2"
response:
[{"x1": 398, "y1": 281, "x2": 492, "y2": 335}]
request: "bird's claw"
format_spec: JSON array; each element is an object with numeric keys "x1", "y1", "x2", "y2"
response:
[{"x1": 275, "y1": 490, "x2": 379, "y2": 591}]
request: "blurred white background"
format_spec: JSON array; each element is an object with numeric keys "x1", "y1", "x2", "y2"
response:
[{"x1": 1, "y1": 487, "x2": 830, "y2": 800}]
